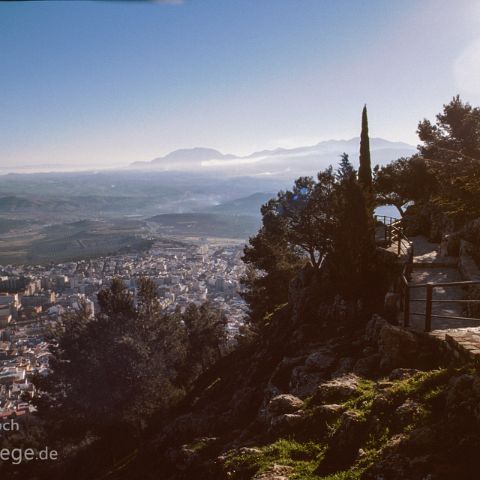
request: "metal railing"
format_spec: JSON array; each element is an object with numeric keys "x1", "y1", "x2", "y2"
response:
[
  {"x1": 376, "y1": 215, "x2": 480, "y2": 332},
  {"x1": 401, "y1": 279, "x2": 480, "y2": 332},
  {"x1": 374, "y1": 214, "x2": 413, "y2": 259}
]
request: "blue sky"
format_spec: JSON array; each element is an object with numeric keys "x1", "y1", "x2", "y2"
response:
[{"x1": 1, "y1": 0, "x2": 479, "y2": 168}]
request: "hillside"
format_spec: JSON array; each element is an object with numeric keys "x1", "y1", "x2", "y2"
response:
[
  {"x1": 148, "y1": 213, "x2": 260, "y2": 239},
  {"x1": 204, "y1": 193, "x2": 275, "y2": 216},
  {"x1": 0, "y1": 219, "x2": 152, "y2": 265},
  {"x1": 27, "y1": 282, "x2": 480, "y2": 480}
]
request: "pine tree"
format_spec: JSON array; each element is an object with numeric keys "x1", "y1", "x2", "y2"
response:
[{"x1": 358, "y1": 105, "x2": 372, "y2": 191}]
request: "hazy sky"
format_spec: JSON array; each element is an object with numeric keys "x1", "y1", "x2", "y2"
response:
[{"x1": 1, "y1": 0, "x2": 479, "y2": 168}]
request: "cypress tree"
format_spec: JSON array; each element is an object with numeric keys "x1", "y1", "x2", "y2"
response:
[{"x1": 358, "y1": 104, "x2": 372, "y2": 191}]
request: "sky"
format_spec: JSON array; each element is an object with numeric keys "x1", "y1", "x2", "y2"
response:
[{"x1": 1, "y1": 0, "x2": 480, "y2": 169}]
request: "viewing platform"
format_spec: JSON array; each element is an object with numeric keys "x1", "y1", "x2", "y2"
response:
[{"x1": 375, "y1": 215, "x2": 480, "y2": 362}]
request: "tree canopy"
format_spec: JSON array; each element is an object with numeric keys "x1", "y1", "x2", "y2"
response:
[
  {"x1": 35, "y1": 278, "x2": 227, "y2": 439},
  {"x1": 373, "y1": 156, "x2": 435, "y2": 216},
  {"x1": 242, "y1": 153, "x2": 378, "y2": 328},
  {"x1": 417, "y1": 95, "x2": 480, "y2": 222},
  {"x1": 358, "y1": 105, "x2": 373, "y2": 194}
]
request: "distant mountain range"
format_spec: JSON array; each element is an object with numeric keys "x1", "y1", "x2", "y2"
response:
[{"x1": 131, "y1": 137, "x2": 416, "y2": 178}]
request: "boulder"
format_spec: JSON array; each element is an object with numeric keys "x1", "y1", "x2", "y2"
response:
[
  {"x1": 253, "y1": 464, "x2": 294, "y2": 480},
  {"x1": 314, "y1": 403, "x2": 345, "y2": 420},
  {"x1": 378, "y1": 322, "x2": 422, "y2": 370},
  {"x1": 270, "y1": 412, "x2": 305, "y2": 432},
  {"x1": 266, "y1": 394, "x2": 304, "y2": 418},
  {"x1": 312, "y1": 374, "x2": 360, "y2": 405},
  {"x1": 393, "y1": 400, "x2": 424, "y2": 430}
]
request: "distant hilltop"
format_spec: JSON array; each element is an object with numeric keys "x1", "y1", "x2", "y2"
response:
[{"x1": 130, "y1": 137, "x2": 416, "y2": 178}]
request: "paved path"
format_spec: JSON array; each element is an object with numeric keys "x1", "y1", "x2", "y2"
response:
[{"x1": 404, "y1": 236, "x2": 480, "y2": 359}]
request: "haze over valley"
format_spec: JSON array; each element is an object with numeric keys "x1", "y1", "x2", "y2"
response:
[{"x1": 0, "y1": 136, "x2": 414, "y2": 264}]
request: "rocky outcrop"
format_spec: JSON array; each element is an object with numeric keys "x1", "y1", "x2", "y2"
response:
[{"x1": 363, "y1": 315, "x2": 436, "y2": 372}]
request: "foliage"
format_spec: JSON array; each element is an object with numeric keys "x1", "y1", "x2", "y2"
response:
[
  {"x1": 223, "y1": 439, "x2": 326, "y2": 480},
  {"x1": 417, "y1": 95, "x2": 480, "y2": 222},
  {"x1": 242, "y1": 153, "x2": 380, "y2": 329},
  {"x1": 330, "y1": 155, "x2": 377, "y2": 311},
  {"x1": 242, "y1": 170, "x2": 338, "y2": 326},
  {"x1": 176, "y1": 302, "x2": 228, "y2": 383},
  {"x1": 373, "y1": 156, "x2": 435, "y2": 216},
  {"x1": 34, "y1": 278, "x2": 227, "y2": 440},
  {"x1": 358, "y1": 105, "x2": 373, "y2": 195}
]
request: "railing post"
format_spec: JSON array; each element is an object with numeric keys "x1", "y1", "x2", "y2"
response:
[
  {"x1": 403, "y1": 284, "x2": 410, "y2": 327},
  {"x1": 397, "y1": 236, "x2": 401, "y2": 255},
  {"x1": 425, "y1": 284, "x2": 433, "y2": 332}
]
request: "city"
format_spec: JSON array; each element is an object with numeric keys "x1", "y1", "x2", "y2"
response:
[{"x1": 0, "y1": 237, "x2": 248, "y2": 419}]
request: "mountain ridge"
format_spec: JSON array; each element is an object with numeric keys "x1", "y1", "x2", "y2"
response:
[{"x1": 130, "y1": 137, "x2": 416, "y2": 177}]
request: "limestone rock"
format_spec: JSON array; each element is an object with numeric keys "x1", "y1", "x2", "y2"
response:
[
  {"x1": 268, "y1": 355, "x2": 307, "y2": 392},
  {"x1": 315, "y1": 403, "x2": 344, "y2": 420},
  {"x1": 371, "y1": 394, "x2": 394, "y2": 415},
  {"x1": 353, "y1": 354, "x2": 380, "y2": 377},
  {"x1": 389, "y1": 368, "x2": 420, "y2": 381},
  {"x1": 270, "y1": 412, "x2": 305, "y2": 432},
  {"x1": 331, "y1": 357, "x2": 355, "y2": 377},
  {"x1": 364, "y1": 314, "x2": 388, "y2": 344},
  {"x1": 312, "y1": 374, "x2": 360, "y2": 405},
  {"x1": 304, "y1": 350, "x2": 336, "y2": 373},
  {"x1": 394, "y1": 400, "x2": 423, "y2": 430},
  {"x1": 253, "y1": 464, "x2": 294, "y2": 480},
  {"x1": 266, "y1": 394, "x2": 304, "y2": 418},
  {"x1": 316, "y1": 410, "x2": 367, "y2": 474},
  {"x1": 289, "y1": 366, "x2": 326, "y2": 397},
  {"x1": 378, "y1": 322, "x2": 421, "y2": 370}
]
